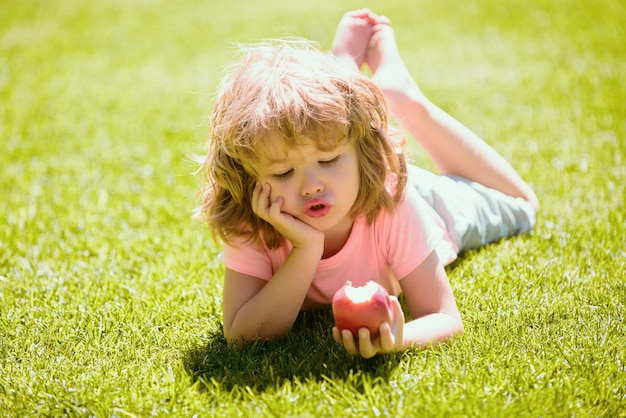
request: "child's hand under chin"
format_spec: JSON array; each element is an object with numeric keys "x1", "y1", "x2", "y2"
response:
[
  {"x1": 251, "y1": 182, "x2": 324, "y2": 250},
  {"x1": 332, "y1": 295, "x2": 405, "y2": 358}
]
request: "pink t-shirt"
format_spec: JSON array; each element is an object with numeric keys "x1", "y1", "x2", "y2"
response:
[{"x1": 222, "y1": 186, "x2": 457, "y2": 310}]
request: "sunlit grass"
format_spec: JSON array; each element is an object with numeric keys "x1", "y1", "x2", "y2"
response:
[{"x1": 1, "y1": 0, "x2": 624, "y2": 416}]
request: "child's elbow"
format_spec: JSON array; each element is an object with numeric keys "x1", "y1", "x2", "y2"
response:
[
  {"x1": 447, "y1": 311, "x2": 464, "y2": 339},
  {"x1": 223, "y1": 324, "x2": 252, "y2": 347},
  {"x1": 223, "y1": 323, "x2": 285, "y2": 346},
  {"x1": 226, "y1": 335, "x2": 247, "y2": 347},
  {"x1": 525, "y1": 189, "x2": 540, "y2": 215},
  {"x1": 529, "y1": 197, "x2": 540, "y2": 216},
  {"x1": 455, "y1": 318, "x2": 465, "y2": 337},
  {"x1": 223, "y1": 324, "x2": 244, "y2": 346}
]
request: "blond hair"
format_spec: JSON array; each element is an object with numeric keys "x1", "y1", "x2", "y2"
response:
[{"x1": 198, "y1": 40, "x2": 407, "y2": 248}]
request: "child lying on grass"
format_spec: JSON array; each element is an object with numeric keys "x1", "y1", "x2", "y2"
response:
[{"x1": 197, "y1": 9, "x2": 538, "y2": 358}]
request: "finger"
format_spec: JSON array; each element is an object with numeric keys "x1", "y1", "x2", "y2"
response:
[
  {"x1": 341, "y1": 329, "x2": 359, "y2": 356},
  {"x1": 268, "y1": 196, "x2": 284, "y2": 219},
  {"x1": 357, "y1": 328, "x2": 376, "y2": 359},
  {"x1": 389, "y1": 296, "x2": 405, "y2": 350},
  {"x1": 251, "y1": 182, "x2": 262, "y2": 213},
  {"x1": 378, "y1": 322, "x2": 395, "y2": 353},
  {"x1": 389, "y1": 296, "x2": 404, "y2": 330},
  {"x1": 252, "y1": 183, "x2": 271, "y2": 218},
  {"x1": 332, "y1": 327, "x2": 342, "y2": 344},
  {"x1": 261, "y1": 183, "x2": 272, "y2": 208},
  {"x1": 251, "y1": 182, "x2": 263, "y2": 209}
]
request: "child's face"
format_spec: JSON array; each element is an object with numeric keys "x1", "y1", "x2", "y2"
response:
[{"x1": 256, "y1": 140, "x2": 360, "y2": 233}]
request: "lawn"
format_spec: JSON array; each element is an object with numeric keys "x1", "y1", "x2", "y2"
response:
[{"x1": 1, "y1": 0, "x2": 624, "y2": 416}]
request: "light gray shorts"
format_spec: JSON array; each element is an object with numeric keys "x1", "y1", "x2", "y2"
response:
[{"x1": 408, "y1": 165, "x2": 536, "y2": 253}]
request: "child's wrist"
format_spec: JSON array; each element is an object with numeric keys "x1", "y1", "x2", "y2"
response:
[{"x1": 291, "y1": 241, "x2": 324, "y2": 258}]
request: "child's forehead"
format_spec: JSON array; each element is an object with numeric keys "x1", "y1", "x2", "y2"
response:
[{"x1": 257, "y1": 133, "x2": 343, "y2": 158}]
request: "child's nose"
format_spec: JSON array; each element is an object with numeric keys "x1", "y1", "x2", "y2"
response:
[
  {"x1": 301, "y1": 171, "x2": 324, "y2": 196},
  {"x1": 302, "y1": 185, "x2": 323, "y2": 196}
]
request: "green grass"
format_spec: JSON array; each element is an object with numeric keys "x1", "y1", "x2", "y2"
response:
[{"x1": 1, "y1": 0, "x2": 624, "y2": 416}]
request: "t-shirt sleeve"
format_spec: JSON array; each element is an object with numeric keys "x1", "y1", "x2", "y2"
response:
[
  {"x1": 381, "y1": 186, "x2": 452, "y2": 280},
  {"x1": 222, "y1": 237, "x2": 275, "y2": 281}
]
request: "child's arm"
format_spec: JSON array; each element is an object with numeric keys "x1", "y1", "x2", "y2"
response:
[
  {"x1": 223, "y1": 244, "x2": 322, "y2": 344},
  {"x1": 397, "y1": 250, "x2": 464, "y2": 348},
  {"x1": 334, "y1": 250, "x2": 463, "y2": 358},
  {"x1": 223, "y1": 182, "x2": 325, "y2": 344}
]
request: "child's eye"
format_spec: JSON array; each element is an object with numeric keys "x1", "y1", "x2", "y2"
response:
[
  {"x1": 273, "y1": 169, "x2": 293, "y2": 180},
  {"x1": 319, "y1": 155, "x2": 341, "y2": 166}
]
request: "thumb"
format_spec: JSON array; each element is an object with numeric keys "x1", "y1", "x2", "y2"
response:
[{"x1": 388, "y1": 296, "x2": 405, "y2": 349}]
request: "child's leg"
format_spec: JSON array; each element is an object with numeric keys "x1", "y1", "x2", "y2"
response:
[
  {"x1": 366, "y1": 19, "x2": 539, "y2": 213},
  {"x1": 331, "y1": 9, "x2": 375, "y2": 72}
]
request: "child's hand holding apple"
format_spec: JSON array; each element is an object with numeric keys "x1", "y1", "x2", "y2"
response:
[{"x1": 331, "y1": 281, "x2": 405, "y2": 358}]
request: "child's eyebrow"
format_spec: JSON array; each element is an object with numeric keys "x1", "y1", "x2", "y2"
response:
[
  {"x1": 261, "y1": 155, "x2": 291, "y2": 167},
  {"x1": 260, "y1": 149, "x2": 303, "y2": 166},
  {"x1": 265, "y1": 155, "x2": 288, "y2": 164}
]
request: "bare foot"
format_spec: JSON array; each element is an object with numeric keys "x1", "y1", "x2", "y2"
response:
[
  {"x1": 331, "y1": 9, "x2": 375, "y2": 72},
  {"x1": 366, "y1": 19, "x2": 425, "y2": 111}
]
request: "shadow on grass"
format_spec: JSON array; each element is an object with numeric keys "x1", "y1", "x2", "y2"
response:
[{"x1": 183, "y1": 309, "x2": 403, "y2": 393}]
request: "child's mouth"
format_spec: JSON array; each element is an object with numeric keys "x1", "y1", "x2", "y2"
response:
[{"x1": 304, "y1": 201, "x2": 331, "y2": 218}]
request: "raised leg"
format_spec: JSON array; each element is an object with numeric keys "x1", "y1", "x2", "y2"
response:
[{"x1": 366, "y1": 19, "x2": 539, "y2": 212}]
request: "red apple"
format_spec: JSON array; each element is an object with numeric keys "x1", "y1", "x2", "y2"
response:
[{"x1": 332, "y1": 280, "x2": 393, "y2": 338}]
